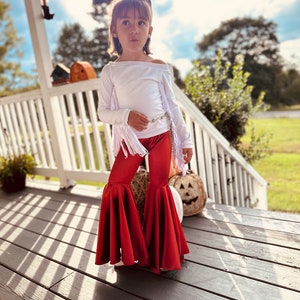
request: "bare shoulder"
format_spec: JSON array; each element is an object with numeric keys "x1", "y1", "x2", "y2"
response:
[{"x1": 151, "y1": 58, "x2": 166, "y2": 65}]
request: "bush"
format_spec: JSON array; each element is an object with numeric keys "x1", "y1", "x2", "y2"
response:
[{"x1": 184, "y1": 50, "x2": 270, "y2": 162}]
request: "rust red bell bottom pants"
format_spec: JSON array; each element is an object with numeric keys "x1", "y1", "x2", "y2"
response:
[{"x1": 95, "y1": 131, "x2": 189, "y2": 273}]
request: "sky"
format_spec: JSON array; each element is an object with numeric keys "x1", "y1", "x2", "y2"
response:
[{"x1": 9, "y1": 0, "x2": 300, "y2": 78}]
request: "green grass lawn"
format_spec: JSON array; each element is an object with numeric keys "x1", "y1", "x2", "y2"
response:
[{"x1": 244, "y1": 118, "x2": 300, "y2": 213}]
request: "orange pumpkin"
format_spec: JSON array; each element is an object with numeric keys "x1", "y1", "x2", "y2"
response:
[
  {"x1": 70, "y1": 61, "x2": 96, "y2": 82},
  {"x1": 169, "y1": 170, "x2": 207, "y2": 216}
]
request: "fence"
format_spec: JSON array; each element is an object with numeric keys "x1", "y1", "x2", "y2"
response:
[{"x1": 0, "y1": 78, "x2": 268, "y2": 209}]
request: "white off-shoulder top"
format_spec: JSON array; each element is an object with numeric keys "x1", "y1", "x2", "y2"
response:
[{"x1": 97, "y1": 61, "x2": 192, "y2": 173}]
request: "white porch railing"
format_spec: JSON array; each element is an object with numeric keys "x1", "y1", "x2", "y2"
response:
[
  {"x1": 0, "y1": 79, "x2": 268, "y2": 209},
  {"x1": 173, "y1": 84, "x2": 267, "y2": 209}
]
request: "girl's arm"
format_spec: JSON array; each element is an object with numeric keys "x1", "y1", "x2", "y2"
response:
[
  {"x1": 162, "y1": 71, "x2": 193, "y2": 149},
  {"x1": 98, "y1": 65, "x2": 149, "y2": 131},
  {"x1": 97, "y1": 65, "x2": 130, "y2": 125}
]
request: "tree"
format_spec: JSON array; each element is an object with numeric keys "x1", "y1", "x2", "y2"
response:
[
  {"x1": 91, "y1": 0, "x2": 111, "y2": 24},
  {"x1": 53, "y1": 1, "x2": 112, "y2": 76},
  {"x1": 0, "y1": 0, "x2": 36, "y2": 96},
  {"x1": 185, "y1": 50, "x2": 270, "y2": 162},
  {"x1": 53, "y1": 22, "x2": 108, "y2": 74},
  {"x1": 88, "y1": 0, "x2": 113, "y2": 71},
  {"x1": 53, "y1": 23, "x2": 112, "y2": 75},
  {"x1": 284, "y1": 72, "x2": 300, "y2": 105},
  {"x1": 197, "y1": 17, "x2": 280, "y2": 66},
  {"x1": 196, "y1": 17, "x2": 284, "y2": 106}
]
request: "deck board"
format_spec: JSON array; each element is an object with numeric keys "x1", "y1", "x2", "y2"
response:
[
  {"x1": 184, "y1": 226, "x2": 299, "y2": 268},
  {"x1": 0, "y1": 265, "x2": 63, "y2": 300},
  {"x1": 201, "y1": 206, "x2": 300, "y2": 234},
  {"x1": 0, "y1": 181, "x2": 300, "y2": 300},
  {"x1": 183, "y1": 216, "x2": 300, "y2": 249}
]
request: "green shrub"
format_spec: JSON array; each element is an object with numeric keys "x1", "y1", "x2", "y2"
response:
[{"x1": 184, "y1": 50, "x2": 270, "y2": 162}]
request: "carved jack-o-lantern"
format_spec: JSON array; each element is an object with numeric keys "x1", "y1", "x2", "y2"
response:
[{"x1": 169, "y1": 170, "x2": 207, "y2": 216}]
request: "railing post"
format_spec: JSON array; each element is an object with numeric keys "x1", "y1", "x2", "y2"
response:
[{"x1": 24, "y1": 0, "x2": 75, "y2": 187}]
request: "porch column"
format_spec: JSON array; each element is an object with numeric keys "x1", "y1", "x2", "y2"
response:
[{"x1": 24, "y1": 0, "x2": 75, "y2": 188}]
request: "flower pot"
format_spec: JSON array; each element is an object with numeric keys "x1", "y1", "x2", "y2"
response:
[{"x1": 1, "y1": 171, "x2": 26, "y2": 193}]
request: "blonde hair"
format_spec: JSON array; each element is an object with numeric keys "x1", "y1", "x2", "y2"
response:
[{"x1": 107, "y1": 0, "x2": 153, "y2": 56}]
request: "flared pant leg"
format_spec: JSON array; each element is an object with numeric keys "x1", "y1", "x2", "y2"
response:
[
  {"x1": 141, "y1": 132, "x2": 190, "y2": 273},
  {"x1": 95, "y1": 131, "x2": 189, "y2": 272},
  {"x1": 95, "y1": 146, "x2": 149, "y2": 266}
]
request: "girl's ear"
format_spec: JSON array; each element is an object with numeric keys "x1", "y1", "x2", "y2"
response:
[
  {"x1": 111, "y1": 26, "x2": 117, "y2": 37},
  {"x1": 149, "y1": 26, "x2": 153, "y2": 36}
]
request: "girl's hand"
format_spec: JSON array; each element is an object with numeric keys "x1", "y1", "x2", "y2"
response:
[
  {"x1": 182, "y1": 148, "x2": 193, "y2": 164},
  {"x1": 128, "y1": 110, "x2": 149, "y2": 131}
]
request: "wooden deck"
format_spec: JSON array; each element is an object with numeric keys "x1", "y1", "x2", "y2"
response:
[{"x1": 0, "y1": 180, "x2": 299, "y2": 300}]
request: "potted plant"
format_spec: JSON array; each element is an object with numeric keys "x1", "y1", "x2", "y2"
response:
[{"x1": 0, "y1": 152, "x2": 36, "y2": 193}]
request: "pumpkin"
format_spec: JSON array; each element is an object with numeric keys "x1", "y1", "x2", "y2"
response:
[
  {"x1": 70, "y1": 61, "x2": 97, "y2": 82},
  {"x1": 131, "y1": 169, "x2": 183, "y2": 222},
  {"x1": 169, "y1": 170, "x2": 207, "y2": 216},
  {"x1": 131, "y1": 169, "x2": 148, "y2": 222},
  {"x1": 169, "y1": 186, "x2": 183, "y2": 222}
]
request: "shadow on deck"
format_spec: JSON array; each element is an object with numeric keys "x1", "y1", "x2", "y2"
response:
[{"x1": 0, "y1": 180, "x2": 299, "y2": 300}]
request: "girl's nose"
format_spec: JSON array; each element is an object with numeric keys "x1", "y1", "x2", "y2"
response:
[{"x1": 130, "y1": 25, "x2": 138, "y2": 34}]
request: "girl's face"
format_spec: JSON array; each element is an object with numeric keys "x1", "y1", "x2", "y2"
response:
[{"x1": 113, "y1": 8, "x2": 153, "y2": 57}]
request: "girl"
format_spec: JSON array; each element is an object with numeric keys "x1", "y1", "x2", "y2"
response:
[{"x1": 95, "y1": 0, "x2": 193, "y2": 274}]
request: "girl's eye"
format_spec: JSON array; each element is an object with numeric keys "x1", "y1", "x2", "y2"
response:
[
  {"x1": 122, "y1": 20, "x2": 129, "y2": 25},
  {"x1": 138, "y1": 20, "x2": 146, "y2": 26}
]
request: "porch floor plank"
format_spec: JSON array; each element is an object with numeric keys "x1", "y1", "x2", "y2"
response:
[
  {"x1": 0, "y1": 181, "x2": 299, "y2": 300},
  {"x1": 0, "y1": 264, "x2": 64, "y2": 300},
  {"x1": 183, "y1": 216, "x2": 300, "y2": 249}
]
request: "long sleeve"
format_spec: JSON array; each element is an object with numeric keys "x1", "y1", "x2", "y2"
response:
[
  {"x1": 97, "y1": 64, "x2": 147, "y2": 158},
  {"x1": 161, "y1": 71, "x2": 192, "y2": 149},
  {"x1": 160, "y1": 69, "x2": 192, "y2": 174},
  {"x1": 96, "y1": 61, "x2": 191, "y2": 161},
  {"x1": 97, "y1": 64, "x2": 130, "y2": 125}
]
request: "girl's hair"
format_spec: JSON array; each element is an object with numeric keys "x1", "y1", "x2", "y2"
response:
[{"x1": 107, "y1": 0, "x2": 153, "y2": 56}]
